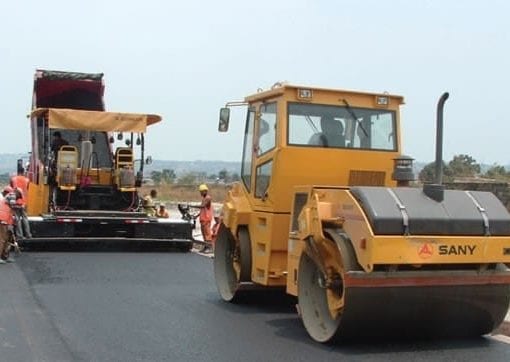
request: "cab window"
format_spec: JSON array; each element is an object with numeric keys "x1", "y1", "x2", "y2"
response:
[
  {"x1": 241, "y1": 108, "x2": 256, "y2": 191},
  {"x1": 287, "y1": 103, "x2": 397, "y2": 151},
  {"x1": 255, "y1": 160, "x2": 273, "y2": 199},
  {"x1": 257, "y1": 103, "x2": 277, "y2": 156}
]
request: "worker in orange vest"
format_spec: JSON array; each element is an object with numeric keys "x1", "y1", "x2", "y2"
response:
[
  {"x1": 142, "y1": 189, "x2": 158, "y2": 217},
  {"x1": 0, "y1": 187, "x2": 16, "y2": 263},
  {"x1": 10, "y1": 167, "x2": 29, "y2": 199},
  {"x1": 10, "y1": 167, "x2": 32, "y2": 239},
  {"x1": 197, "y1": 184, "x2": 213, "y2": 253},
  {"x1": 155, "y1": 203, "x2": 170, "y2": 218}
]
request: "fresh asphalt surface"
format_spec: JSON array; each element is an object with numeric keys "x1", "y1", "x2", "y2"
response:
[{"x1": 1, "y1": 251, "x2": 510, "y2": 362}]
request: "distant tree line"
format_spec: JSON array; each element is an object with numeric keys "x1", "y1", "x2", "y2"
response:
[
  {"x1": 419, "y1": 154, "x2": 510, "y2": 182},
  {"x1": 150, "y1": 168, "x2": 240, "y2": 185},
  {"x1": 151, "y1": 157, "x2": 510, "y2": 186},
  {"x1": 0, "y1": 173, "x2": 10, "y2": 185},
  {"x1": 150, "y1": 169, "x2": 177, "y2": 185}
]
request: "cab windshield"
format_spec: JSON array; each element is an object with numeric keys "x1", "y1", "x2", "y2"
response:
[{"x1": 287, "y1": 103, "x2": 397, "y2": 151}]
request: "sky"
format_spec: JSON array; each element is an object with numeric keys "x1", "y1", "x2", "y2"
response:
[{"x1": 1, "y1": 0, "x2": 509, "y2": 165}]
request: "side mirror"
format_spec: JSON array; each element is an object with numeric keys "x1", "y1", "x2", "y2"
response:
[
  {"x1": 109, "y1": 136, "x2": 115, "y2": 143},
  {"x1": 17, "y1": 158, "x2": 24, "y2": 174},
  {"x1": 117, "y1": 133, "x2": 123, "y2": 141},
  {"x1": 125, "y1": 139, "x2": 131, "y2": 146},
  {"x1": 145, "y1": 156, "x2": 153, "y2": 165},
  {"x1": 135, "y1": 171, "x2": 143, "y2": 187},
  {"x1": 218, "y1": 107, "x2": 230, "y2": 132}
]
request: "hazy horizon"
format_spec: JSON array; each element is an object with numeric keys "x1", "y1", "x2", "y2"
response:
[{"x1": 1, "y1": 1, "x2": 509, "y2": 164}]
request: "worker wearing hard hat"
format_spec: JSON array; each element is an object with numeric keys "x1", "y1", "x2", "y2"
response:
[
  {"x1": 156, "y1": 203, "x2": 169, "y2": 218},
  {"x1": 196, "y1": 184, "x2": 213, "y2": 253},
  {"x1": 142, "y1": 189, "x2": 158, "y2": 217},
  {"x1": 0, "y1": 186, "x2": 16, "y2": 264},
  {"x1": 10, "y1": 168, "x2": 32, "y2": 239}
]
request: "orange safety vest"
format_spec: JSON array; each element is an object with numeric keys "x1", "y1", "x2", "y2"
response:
[
  {"x1": 11, "y1": 175, "x2": 29, "y2": 204},
  {"x1": 0, "y1": 200, "x2": 14, "y2": 225},
  {"x1": 156, "y1": 209, "x2": 169, "y2": 218},
  {"x1": 199, "y1": 194, "x2": 213, "y2": 223}
]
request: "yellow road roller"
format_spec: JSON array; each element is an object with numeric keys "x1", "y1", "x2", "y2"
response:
[{"x1": 214, "y1": 83, "x2": 510, "y2": 343}]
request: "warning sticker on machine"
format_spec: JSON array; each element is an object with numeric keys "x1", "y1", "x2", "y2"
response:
[{"x1": 417, "y1": 243, "x2": 434, "y2": 259}]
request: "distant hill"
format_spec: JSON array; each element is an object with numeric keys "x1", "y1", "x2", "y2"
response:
[
  {"x1": 145, "y1": 160, "x2": 241, "y2": 176},
  {"x1": 0, "y1": 153, "x2": 241, "y2": 177},
  {"x1": 0, "y1": 153, "x2": 505, "y2": 178},
  {"x1": 0, "y1": 153, "x2": 27, "y2": 174}
]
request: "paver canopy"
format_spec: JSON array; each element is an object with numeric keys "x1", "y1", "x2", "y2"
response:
[{"x1": 31, "y1": 108, "x2": 161, "y2": 133}]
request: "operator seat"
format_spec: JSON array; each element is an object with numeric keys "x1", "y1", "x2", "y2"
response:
[
  {"x1": 308, "y1": 116, "x2": 345, "y2": 147},
  {"x1": 114, "y1": 147, "x2": 135, "y2": 191}
]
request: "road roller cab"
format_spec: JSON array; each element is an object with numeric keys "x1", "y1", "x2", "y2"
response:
[{"x1": 214, "y1": 83, "x2": 510, "y2": 343}]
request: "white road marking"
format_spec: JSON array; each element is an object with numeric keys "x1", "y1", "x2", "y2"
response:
[{"x1": 489, "y1": 334, "x2": 510, "y2": 344}]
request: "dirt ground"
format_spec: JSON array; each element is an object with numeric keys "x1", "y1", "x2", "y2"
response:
[{"x1": 140, "y1": 183, "x2": 229, "y2": 204}]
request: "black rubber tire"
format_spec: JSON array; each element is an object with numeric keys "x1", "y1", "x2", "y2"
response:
[
  {"x1": 214, "y1": 225, "x2": 242, "y2": 302},
  {"x1": 178, "y1": 242, "x2": 193, "y2": 253},
  {"x1": 237, "y1": 227, "x2": 252, "y2": 282}
]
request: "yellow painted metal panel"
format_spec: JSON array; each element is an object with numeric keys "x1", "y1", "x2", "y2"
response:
[
  {"x1": 26, "y1": 182, "x2": 49, "y2": 216},
  {"x1": 31, "y1": 108, "x2": 161, "y2": 132},
  {"x1": 248, "y1": 212, "x2": 289, "y2": 286},
  {"x1": 369, "y1": 235, "x2": 510, "y2": 265}
]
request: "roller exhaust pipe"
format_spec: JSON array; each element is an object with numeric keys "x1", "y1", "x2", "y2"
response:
[
  {"x1": 423, "y1": 92, "x2": 449, "y2": 202},
  {"x1": 435, "y1": 92, "x2": 450, "y2": 185}
]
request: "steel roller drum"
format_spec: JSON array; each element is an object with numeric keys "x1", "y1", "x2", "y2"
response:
[{"x1": 298, "y1": 244, "x2": 510, "y2": 342}]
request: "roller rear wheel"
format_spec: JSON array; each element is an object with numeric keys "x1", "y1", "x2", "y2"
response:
[
  {"x1": 237, "y1": 227, "x2": 252, "y2": 282},
  {"x1": 298, "y1": 252, "x2": 343, "y2": 343},
  {"x1": 214, "y1": 225, "x2": 252, "y2": 302}
]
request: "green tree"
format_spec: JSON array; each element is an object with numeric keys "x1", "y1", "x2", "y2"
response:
[
  {"x1": 218, "y1": 169, "x2": 228, "y2": 181},
  {"x1": 150, "y1": 169, "x2": 176, "y2": 185},
  {"x1": 418, "y1": 162, "x2": 453, "y2": 183},
  {"x1": 150, "y1": 170, "x2": 162, "y2": 185},
  {"x1": 485, "y1": 164, "x2": 509, "y2": 180},
  {"x1": 161, "y1": 169, "x2": 176, "y2": 184},
  {"x1": 448, "y1": 154, "x2": 480, "y2": 177}
]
